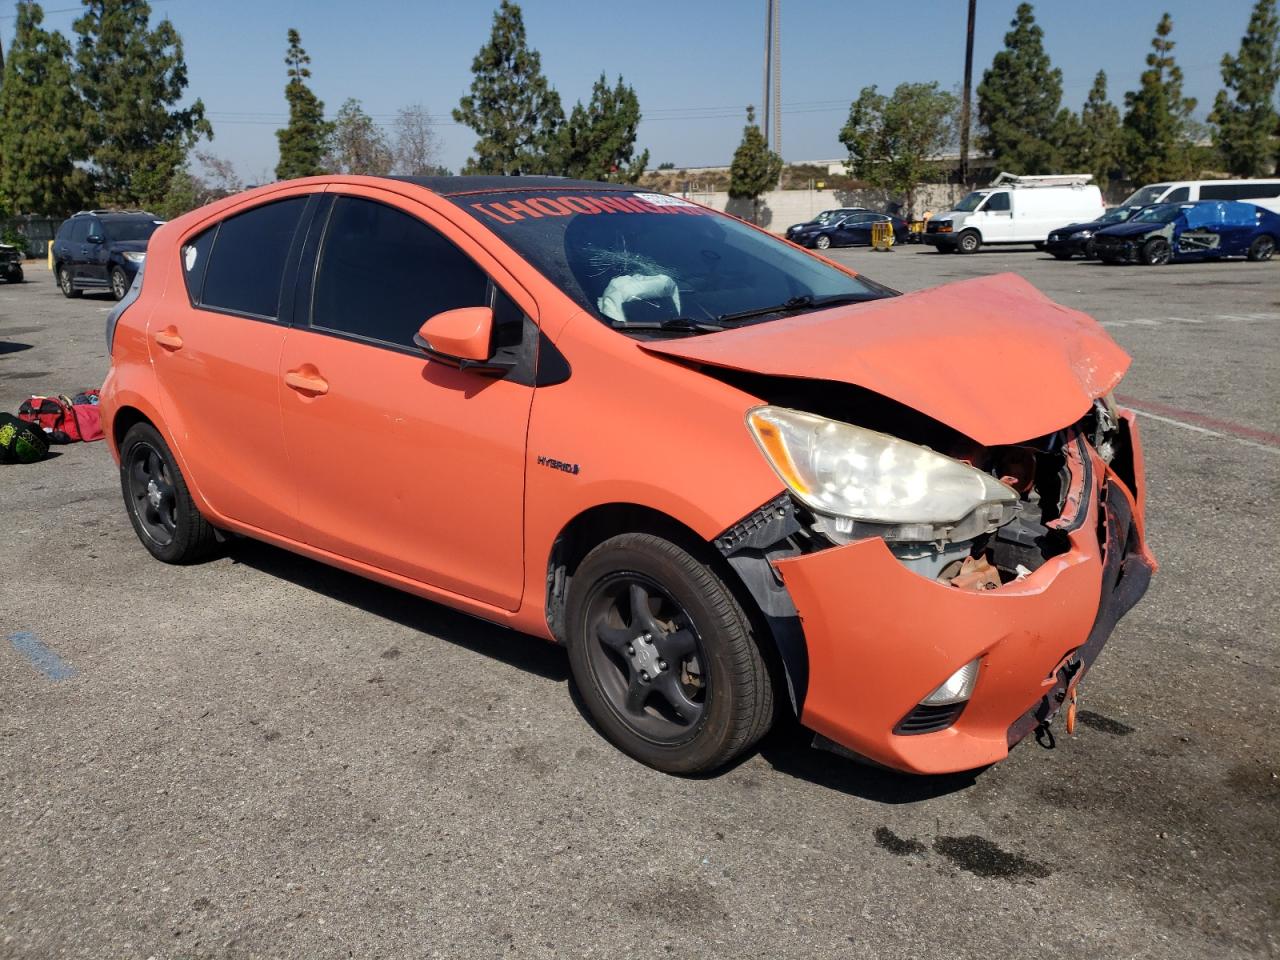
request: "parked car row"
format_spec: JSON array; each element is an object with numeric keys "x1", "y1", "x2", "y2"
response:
[{"x1": 785, "y1": 208, "x2": 910, "y2": 249}]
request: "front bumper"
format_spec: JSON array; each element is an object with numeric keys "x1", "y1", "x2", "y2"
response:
[
  {"x1": 1045, "y1": 237, "x2": 1088, "y2": 257},
  {"x1": 772, "y1": 416, "x2": 1154, "y2": 774},
  {"x1": 921, "y1": 232, "x2": 956, "y2": 249},
  {"x1": 1094, "y1": 238, "x2": 1139, "y2": 263}
]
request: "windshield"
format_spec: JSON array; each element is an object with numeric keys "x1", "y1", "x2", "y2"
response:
[
  {"x1": 102, "y1": 219, "x2": 160, "y2": 243},
  {"x1": 1099, "y1": 206, "x2": 1140, "y2": 224},
  {"x1": 953, "y1": 191, "x2": 988, "y2": 213},
  {"x1": 813, "y1": 209, "x2": 846, "y2": 224},
  {"x1": 1122, "y1": 185, "x2": 1170, "y2": 207},
  {"x1": 1132, "y1": 204, "x2": 1184, "y2": 224},
  {"x1": 458, "y1": 191, "x2": 890, "y2": 334}
]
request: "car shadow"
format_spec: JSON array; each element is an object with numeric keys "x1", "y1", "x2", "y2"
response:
[
  {"x1": 0, "y1": 340, "x2": 34, "y2": 355},
  {"x1": 224, "y1": 537, "x2": 983, "y2": 802},
  {"x1": 224, "y1": 537, "x2": 569, "y2": 683}
]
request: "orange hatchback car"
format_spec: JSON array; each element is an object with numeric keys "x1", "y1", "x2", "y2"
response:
[{"x1": 101, "y1": 176, "x2": 1154, "y2": 776}]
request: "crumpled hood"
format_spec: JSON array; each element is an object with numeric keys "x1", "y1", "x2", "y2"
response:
[{"x1": 641, "y1": 273, "x2": 1130, "y2": 446}]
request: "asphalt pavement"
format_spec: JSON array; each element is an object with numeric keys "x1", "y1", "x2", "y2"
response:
[{"x1": 1, "y1": 244, "x2": 1277, "y2": 959}]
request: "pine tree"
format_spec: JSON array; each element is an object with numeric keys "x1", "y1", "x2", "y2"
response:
[
  {"x1": 324, "y1": 99, "x2": 393, "y2": 175},
  {"x1": 839, "y1": 82, "x2": 956, "y2": 216},
  {"x1": 0, "y1": 2, "x2": 90, "y2": 214},
  {"x1": 453, "y1": 1, "x2": 562, "y2": 174},
  {"x1": 275, "y1": 29, "x2": 331, "y2": 181},
  {"x1": 1078, "y1": 70, "x2": 1123, "y2": 189},
  {"x1": 729, "y1": 106, "x2": 782, "y2": 224},
  {"x1": 554, "y1": 73, "x2": 648, "y2": 182},
  {"x1": 976, "y1": 3, "x2": 1064, "y2": 174},
  {"x1": 1124, "y1": 14, "x2": 1198, "y2": 184},
  {"x1": 1209, "y1": 0, "x2": 1280, "y2": 176},
  {"x1": 73, "y1": 0, "x2": 210, "y2": 209}
]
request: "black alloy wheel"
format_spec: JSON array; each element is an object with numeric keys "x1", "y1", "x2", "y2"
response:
[
  {"x1": 1247, "y1": 235, "x2": 1275, "y2": 262},
  {"x1": 119, "y1": 422, "x2": 217, "y2": 563},
  {"x1": 110, "y1": 266, "x2": 129, "y2": 301},
  {"x1": 566, "y1": 533, "x2": 774, "y2": 775}
]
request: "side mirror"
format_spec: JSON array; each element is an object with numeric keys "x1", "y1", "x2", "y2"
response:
[
  {"x1": 413, "y1": 306, "x2": 514, "y2": 375},
  {"x1": 86, "y1": 234, "x2": 104, "y2": 245}
]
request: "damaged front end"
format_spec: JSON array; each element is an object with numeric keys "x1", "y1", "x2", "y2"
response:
[{"x1": 713, "y1": 380, "x2": 1155, "y2": 774}]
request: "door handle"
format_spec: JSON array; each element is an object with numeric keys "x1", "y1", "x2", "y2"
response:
[
  {"x1": 285, "y1": 368, "x2": 329, "y2": 395},
  {"x1": 154, "y1": 328, "x2": 183, "y2": 350}
]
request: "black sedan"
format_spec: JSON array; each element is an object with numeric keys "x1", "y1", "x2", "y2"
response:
[
  {"x1": 1045, "y1": 206, "x2": 1144, "y2": 260},
  {"x1": 786, "y1": 211, "x2": 910, "y2": 250}
]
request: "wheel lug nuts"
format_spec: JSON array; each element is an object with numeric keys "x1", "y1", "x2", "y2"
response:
[
  {"x1": 640, "y1": 671, "x2": 649, "y2": 682},
  {"x1": 627, "y1": 645, "x2": 634, "y2": 654},
  {"x1": 658, "y1": 660, "x2": 668, "y2": 670}
]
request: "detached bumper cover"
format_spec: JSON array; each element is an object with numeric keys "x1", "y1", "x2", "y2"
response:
[{"x1": 772, "y1": 420, "x2": 1153, "y2": 775}]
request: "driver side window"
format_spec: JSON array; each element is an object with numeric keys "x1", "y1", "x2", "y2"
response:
[{"x1": 984, "y1": 192, "x2": 1011, "y2": 212}]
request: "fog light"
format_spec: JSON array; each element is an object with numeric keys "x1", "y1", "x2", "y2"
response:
[{"x1": 921, "y1": 658, "x2": 980, "y2": 706}]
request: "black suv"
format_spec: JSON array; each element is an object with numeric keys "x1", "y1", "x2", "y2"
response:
[{"x1": 52, "y1": 210, "x2": 162, "y2": 300}]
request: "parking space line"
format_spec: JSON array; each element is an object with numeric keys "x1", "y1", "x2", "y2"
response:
[
  {"x1": 7, "y1": 632, "x2": 77, "y2": 680},
  {"x1": 1118, "y1": 396, "x2": 1280, "y2": 456}
]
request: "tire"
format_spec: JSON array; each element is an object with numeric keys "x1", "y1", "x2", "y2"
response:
[
  {"x1": 956, "y1": 230, "x2": 981, "y2": 254},
  {"x1": 5, "y1": 267, "x2": 22, "y2": 283},
  {"x1": 119, "y1": 422, "x2": 217, "y2": 564},
  {"x1": 934, "y1": 244, "x2": 956, "y2": 254},
  {"x1": 110, "y1": 266, "x2": 129, "y2": 301},
  {"x1": 814, "y1": 234, "x2": 832, "y2": 250},
  {"x1": 1082, "y1": 239, "x2": 1098, "y2": 259},
  {"x1": 57, "y1": 264, "x2": 81, "y2": 298},
  {"x1": 1247, "y1": 235, "x2": 1275, "y2": 262},
  {"x1": 565, "y1": 532, "x2": 774, "y2": 775},
  {"x1": 1140, "y1": 237, "x2": 1171, "y2": 266},
  {"x1": 1050, "y1": 251, "x2": 1074, "y2": 261}
]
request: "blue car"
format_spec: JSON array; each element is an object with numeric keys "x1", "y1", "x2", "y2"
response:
[
  {"x1": 52, "y1": 210, "x2": 162, "y2": 300},
  {"x1": 1092, "y1": 201, "x2": 1280, "y2": 265},
  {"x1": 784, "y1": 210, "x2": 909, "y2": 250}
]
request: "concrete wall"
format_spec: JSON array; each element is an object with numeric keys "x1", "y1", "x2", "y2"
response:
[{"x1": 681, "y1": 184, "x2": 969, "y2": 232}]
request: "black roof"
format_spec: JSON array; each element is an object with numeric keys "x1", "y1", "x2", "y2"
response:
[{"x1": 389, "y1": 175, "x2": 639, "y2": 196}]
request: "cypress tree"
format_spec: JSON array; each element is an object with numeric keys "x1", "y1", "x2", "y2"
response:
[
  {"x1": 729, "y1": 106, "x2": 782, "y2": 225},
  {"x1": 0, "y1": 2, "x2": 89, "y2": 214},
  {"x1": 275, "y1": 29, "x2": 331, "y2": 181},
  {"x1": 1123, "y1": 13, "x2": 1198, "y2": 184},
  {"x1": 1209, "y1": 0, "x2": 1280, "y2": 176},
  {"x1": 73, "y1": 0, "x2": 210, "y2": 209},
  {"x1": 976, "y1": 3, "x2": 1064, "y2": 174},
  {"x1": 453, "y1": 1, "x2": 563, "y2": 175},
  {"x1": 1078, "y1": 70, "x2": 1124, "y2": 189},
  {"x1": 554, "y1": 73, "x2": 648, "y2": 182}
]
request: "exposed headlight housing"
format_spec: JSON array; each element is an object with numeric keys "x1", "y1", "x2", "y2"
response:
[
  {"x1": 1072, "y1": 229, "x2": 1093, "y2": 239},
  {"x1": 122, "y1": 251, "x2": 146, "y2": 263},
  {"x1": 746, "y1": 406, "x2": 1017, "y2": 543},
  {"x1": 934, "y1": 222, "x2": 953, "y2": 233},
  {"x1": 920, "y1": 658, "x2": 981, "y2": 705}
]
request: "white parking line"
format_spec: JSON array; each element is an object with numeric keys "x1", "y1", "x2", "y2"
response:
[{"x1": 1127, "y1": 407, "x2": 1280, "y2": 456}]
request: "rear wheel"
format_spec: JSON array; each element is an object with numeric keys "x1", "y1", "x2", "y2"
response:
[
  {"x1": 110, "y1": 266, "x2": 129, "y2": 300},
  {"x1": 58, "y1": 265, "x2": 81, "y2": 298},
  {"x1": 1051, "y1": 251, "x2": 1074, "y2": 261},
  {"x1": 119, "y1": 422, "x2": 217, "y2": 564},
  {"x1": 1247, "y1": 235, "x2": 1275, "y2": 262},
  {"x1": 566, "y1": 533, "x2": 774, "y2": 775},
  {"x1": 956, "y1": 230, "x2": 981, "y2": 254},
  {"x1": 814, "y1": 234, "x2": 832, "y2": 250},
  {"x1": 1141, "y1": 237, "x2": 1171, "y2": 265}
]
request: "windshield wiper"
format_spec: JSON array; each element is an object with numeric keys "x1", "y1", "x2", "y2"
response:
[
  {"x1": 609, "y1": 317, "x2": 725, "y2": 335},
  {"x1": 716, "y1": 293, "x2": 870, "y2": 324}
]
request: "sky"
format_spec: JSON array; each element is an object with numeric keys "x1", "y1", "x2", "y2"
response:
[{"x1": 1, "y1": 0, "x2": 1266, "y2": 181}]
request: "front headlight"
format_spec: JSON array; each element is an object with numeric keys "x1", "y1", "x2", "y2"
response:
[
  {"x1": 122, "y1": 251, "x2": 146, "y2": 263},
  {"x1": 746, "y1": 406, "x2": 1017, "y2": 538},
  {"x1": 1072, "y1": 229, "x2": 1093, "y2": 239}
]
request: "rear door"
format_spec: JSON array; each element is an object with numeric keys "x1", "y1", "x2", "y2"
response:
[
  {"x1": 278, "y1": 189, "x2": 535, "y2": 610},
  {"x1": 148, "y1": 192, "x2": 315, "y2": 539}
]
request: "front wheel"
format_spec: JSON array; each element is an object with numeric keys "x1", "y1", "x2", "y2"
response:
[
  {"x1": 1247, "y1": 235, "x2": 1275, "y2": 262},
  {"x1": 956, "y1": 230, "x2": 981, "y2": 254},
  {"x1": 110, "y1": 266, "x2": 129, "y2": 300},
  {"x1": 814, "y1": 234, "x2": 832, "y2": 250},
  {"x1": 5, "y1": 267, "x2": 22, "y2": 283},
  {"x1": 566, "y1": 533, "x2": 774, "y2": 775},
  {"x1": 1141, "y1": 237, "x2": 1171, "y2": 265},
  {"x1": 1051, "y1": 251, "x2": 1074, "y2": 261},
  {"x1": 119, "y1": 422, "x2": 218, "y2": 564}
]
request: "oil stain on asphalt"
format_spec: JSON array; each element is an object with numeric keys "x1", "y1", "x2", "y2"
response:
[
  {"x1": 933, "y1": 835, "x2": 1051, "y2": 880},
  {"x1": 873, "y1": 827, "x2": 926, "y2": 856}
]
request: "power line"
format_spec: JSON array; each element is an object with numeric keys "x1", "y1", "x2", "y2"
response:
[{"x1": 0, "y1": 0, "x2": 177, "y2": 20}]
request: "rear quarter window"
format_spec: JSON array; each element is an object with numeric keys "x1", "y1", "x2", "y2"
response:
[{"x1": 180, "y1": 227, "x2": 217, "y2": 303}]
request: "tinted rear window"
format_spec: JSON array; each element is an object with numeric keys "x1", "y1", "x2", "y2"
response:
[
  {"x1": 102, "y1": 219, "x2": 160, "y2": 243},
  {"x1": 200, "y1": 197, "x2": 308, "y2": 319}
]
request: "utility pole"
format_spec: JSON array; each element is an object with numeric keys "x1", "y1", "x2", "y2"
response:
[
  {"x1": 959, "y1": 0, "x2": 976, "y2": 185},
  {"x1": 771, "y1": 0, "x2": 781, "y2": 163}
]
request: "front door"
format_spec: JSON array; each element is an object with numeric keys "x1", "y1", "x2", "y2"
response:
[
  {"x1": 980, "y1": 191, "x2": 1015, "y2": 241},
  {"x1": 81, "y1": 218, "x2": 110, "y2": 286},
  {"x1": 149, "y1": 194, "x2": 314, "y2": 539},
  {"x1": 278, "y1": 192, "x2": 534, "y2": 610}
]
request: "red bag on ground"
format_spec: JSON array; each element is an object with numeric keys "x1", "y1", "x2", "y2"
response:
[{"x1": 18, "y1": 395, "x2": 80, "y2": 443}]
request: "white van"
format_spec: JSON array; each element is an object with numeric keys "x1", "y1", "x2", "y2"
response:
[
  {"x1": 1120, "y1": 179, "x2": 1280, "y2": 214},
  {"x1": 923, "y1": 173, "x2": 1106, "y2": 253}
]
